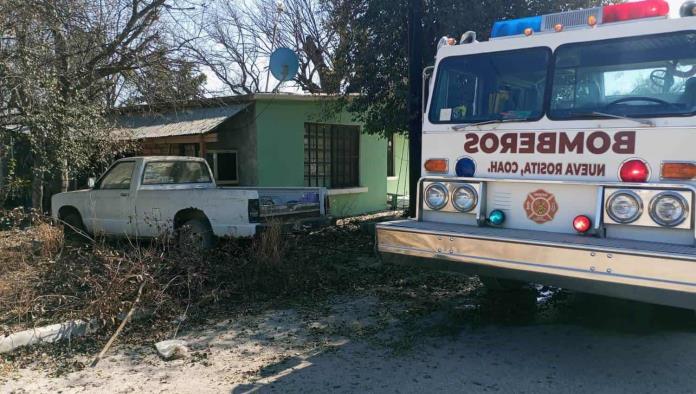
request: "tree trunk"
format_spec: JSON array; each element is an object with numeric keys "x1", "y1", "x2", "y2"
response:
[
  {"x1": 0, "y1": 145, "x2": 5, "y2": 205},
  {"x1": 31, "y1": 170, "x2": 43, "y2": 211},
  {"x1": 61, "y1": 159, "x2": 69, "y2": 192}
]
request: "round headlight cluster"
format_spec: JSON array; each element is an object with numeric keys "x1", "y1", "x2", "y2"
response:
[
  {"x1": 649, "y1": 192, "x2": 689, "y2": 227},
  {"x1": 606, "y1": 190, "x2": 642, "y2": 224},
  {"x1": 452, "y1": 185, "x2": 478, "y2": 212},
  {"x1": 424, "y1": 183, "x2": 448, "y2": 210}
]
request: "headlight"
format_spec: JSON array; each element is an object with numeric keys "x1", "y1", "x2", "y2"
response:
[
  {"x1": 606, "y1": 190, "x2": 642, "y2": 223},
  {"x1": 649, "y1": 192, "x2": 689, "y2": 227},
  {"x1": 424, "y1": 183, "x2": 448, "y2": 210},
  {"x1": 451, "y1": 185, "x2": 478, "y2": 212}
]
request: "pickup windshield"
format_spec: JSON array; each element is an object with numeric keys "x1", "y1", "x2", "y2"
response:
[
  {"x1": 550, "y1": 31, "x2": 696, "y2": 119},
  {"x1": 429, "y1": 48, "x2": 550, "y2": 124}
]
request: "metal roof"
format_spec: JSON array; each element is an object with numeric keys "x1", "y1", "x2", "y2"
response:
[{"x1": 115, "y1": 104, "x2": 249, "y2": 140}]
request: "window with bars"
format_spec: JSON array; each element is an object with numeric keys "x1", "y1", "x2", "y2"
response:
[{"x1": 304, "y1": 123, "x2": 360, "y2": 188}]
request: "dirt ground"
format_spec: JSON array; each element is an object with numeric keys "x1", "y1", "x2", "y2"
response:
[
  {"x1": 2, "y1": 214, "x2": 696, "y2": 393},
  {"x1": 3, "y1": 284, "x2": 696, "y2": 393}
]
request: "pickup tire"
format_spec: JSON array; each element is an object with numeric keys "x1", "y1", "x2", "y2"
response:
[
  {"x1": 178, "y1": 218, "x2": 215, "y2": 250},
  {"x1": 59, "y1": 208, "x2": 86, "y2": 238}
]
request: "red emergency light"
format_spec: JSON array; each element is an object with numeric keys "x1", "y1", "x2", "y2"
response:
[
  {"x1": 572, "y1": 215, "x2": 592, "y2": 233},
  {"x1": 602, "y1": 0, "x2": 670, "y2": 23},
  {"x1": 619, "y1": 159, "x2": 650, "y2": 183}
]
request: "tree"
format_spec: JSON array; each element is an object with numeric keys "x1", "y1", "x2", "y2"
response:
[
  {"x1": 325, "y1": 0, "x2": 607, "y2": 136},
  {"x1": 120, "y1": 50, "x2": 207, "y2": 105},
  {"x1": 0, "y1": 0, "x2": 195, "y2": 209},
  {"x1": 179, "y1": 0, "x2": 343, "y2": 94}
]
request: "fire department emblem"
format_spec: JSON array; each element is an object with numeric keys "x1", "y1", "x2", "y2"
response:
[{"x1": 523, "y1": 189, "x2": 558, "y2": 224}]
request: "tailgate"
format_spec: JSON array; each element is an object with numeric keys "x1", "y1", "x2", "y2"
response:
[{"x1": 227, "y1": 187, "x2": 328, "y2": 219}]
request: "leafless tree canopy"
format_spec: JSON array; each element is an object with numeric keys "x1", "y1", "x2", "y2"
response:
[
  {"x1": 0, "y1": 0, "x2": 202, "y2": 208},
  {"x1": 178, "y1": 0, "x2": 342, "y2": 95}
]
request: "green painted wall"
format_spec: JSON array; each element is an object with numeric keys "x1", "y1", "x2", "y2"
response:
[
  {"x1": 254, "y1": 97, "x2": 391, "y2": 216},
  {"x1": 387, "y1": 134, "x2": 409, "y2": 198}
]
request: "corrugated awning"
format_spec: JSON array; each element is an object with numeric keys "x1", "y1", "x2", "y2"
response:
[{"x1": 115, "y1": 104, "x2": 249, "y2": 140}]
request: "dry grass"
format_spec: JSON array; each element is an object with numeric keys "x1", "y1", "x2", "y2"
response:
[
  {"x1": 1, "y1": 208, "x2": 463, "y2": 349},
  {"x1": 0, "y1": 212, "x2": 372, "y2": 333},
  {"x1": 0, "y1": 214, "x2": 66, "y2": 330}
]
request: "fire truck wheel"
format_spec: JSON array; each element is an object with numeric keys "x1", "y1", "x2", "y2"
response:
[{"x1": 479, "y1": 275, "x2": 527, "y2": 291}]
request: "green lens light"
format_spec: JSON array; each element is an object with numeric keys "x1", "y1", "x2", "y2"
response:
[{"x1": 488, "y1": 209, "x2": 505, "y2": 225}]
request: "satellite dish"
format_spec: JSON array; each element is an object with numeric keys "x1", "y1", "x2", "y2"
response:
[{"x1": 269, "y1": 47, "x2": 299, "y2": 83}]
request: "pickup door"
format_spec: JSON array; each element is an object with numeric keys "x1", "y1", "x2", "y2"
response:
[
  {"x1": 134, "y1": 160, "x2": 215, "y2": 237},
  {"x1": 89, "y1": 160, "x2": 137, "y2": 235}
]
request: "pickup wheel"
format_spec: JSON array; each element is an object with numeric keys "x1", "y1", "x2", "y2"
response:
[
  {"x1": 59, "y1": 209, "x2": 86, "y2": 239},
  {"x1": 178, "y1": 218, "x2": 215, "y2": 250}
]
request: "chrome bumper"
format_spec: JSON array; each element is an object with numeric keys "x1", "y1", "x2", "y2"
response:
[{"x1": 376, "y1": 220, "x2": 696, "y2": 309}]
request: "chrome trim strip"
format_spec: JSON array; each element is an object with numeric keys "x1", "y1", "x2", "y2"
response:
[
  {"x1": 593, "y1": 186, "x2": 605, "y2": 234},
  {"x1": 379, "y1": 242, "x2": 696, "y2": 288},
  {"x1": 376, "y1": 222, "x2": 696, "y2": 261}
]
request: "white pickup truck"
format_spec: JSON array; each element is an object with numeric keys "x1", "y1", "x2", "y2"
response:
[{"x1": 51, "y1": 156, "x2": 327, "y2": 246}]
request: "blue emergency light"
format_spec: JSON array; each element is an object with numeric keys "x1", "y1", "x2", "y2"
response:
[
  {"x1": 491, "y1": 16, "x2": 542, "y2": 38},
  {"x1": 489, "y1": 0, "x2": 670, "y2": 39}
]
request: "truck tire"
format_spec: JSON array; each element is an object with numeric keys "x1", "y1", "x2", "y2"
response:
[
  {"x1": 178, "y1": 218, "x2": 215, "y2": 250},
  {"x1": 61, "y1": 210, "x2": 86, "y2": 239}
]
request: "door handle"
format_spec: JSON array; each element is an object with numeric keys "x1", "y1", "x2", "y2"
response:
[{"x1": 120, "y1": 192, "x2": 129, "y2": 197}]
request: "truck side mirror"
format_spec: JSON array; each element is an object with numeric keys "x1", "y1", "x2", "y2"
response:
[
  {"x1": 87, "y1": 177, "x2": 96, "y2": 189},
  {"x1": 422, "y1": 66, "x2": 435, "y2": 118}
]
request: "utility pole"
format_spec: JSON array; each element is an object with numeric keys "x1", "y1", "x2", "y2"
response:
[{"x1": 407, "y1": 0, "x2": 423, "y2": 217}]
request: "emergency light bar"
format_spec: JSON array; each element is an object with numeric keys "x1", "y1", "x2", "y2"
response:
[{"x1": 491, "y1": 0, "x2": 670, "y2": 38}]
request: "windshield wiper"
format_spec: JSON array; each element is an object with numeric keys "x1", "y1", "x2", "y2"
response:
[
  {"x1": 571, "y1": 111, "x2": 655, "y2": 127},
  {"x1": 451, "y1": 118, "x2": 530, "y2": 131}
]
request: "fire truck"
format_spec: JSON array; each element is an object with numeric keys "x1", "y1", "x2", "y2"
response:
[{"x1": 376, "y1": 0, "x2": 696, "y2": 309}]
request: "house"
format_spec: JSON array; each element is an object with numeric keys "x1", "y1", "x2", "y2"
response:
[{"x1": 115, "y1": 94, "x2": 409, "y2": 217}]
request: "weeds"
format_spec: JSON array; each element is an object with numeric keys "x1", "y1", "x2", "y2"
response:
[{"x1": 0, "y1": 212, "x2": 378, "y2": 334}]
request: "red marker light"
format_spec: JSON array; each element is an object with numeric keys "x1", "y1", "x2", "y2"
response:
[
  {"x1": 619, "y1": 159, "x2": 650, "y2": 182},
  {"x1": 602, "y1": 0, "x2": 669, "y2": 23},
  {"x1": 573, "y1": 215, "x2": 592, "y2": 233}
]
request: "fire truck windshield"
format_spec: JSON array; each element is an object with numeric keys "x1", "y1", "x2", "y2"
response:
[
  {"x1": 428, "y1": 47, "x2": 550, "y2": 124},
  {"x1": 429, "y1": 31, "x2": 696, "y2": 126},
  {"x1": 550, "y1": 31, "x2": 696, "y2": 120}
]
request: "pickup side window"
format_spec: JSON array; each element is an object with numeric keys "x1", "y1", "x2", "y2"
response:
[
  {"x1": 142, "y1": 161, "x2": 212, "y2": 185},
  {"x1": 96, "y1": 161, "x2": 136, "y2": 190}
]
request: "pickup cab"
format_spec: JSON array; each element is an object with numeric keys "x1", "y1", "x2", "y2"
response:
[{"x1": 51, "y1": 156, "x2": 327, "y2": 246}]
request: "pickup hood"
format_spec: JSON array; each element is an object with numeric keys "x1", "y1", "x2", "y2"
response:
[{"x1": 422, "y1": 127, "x2": 695, "y2": 183}]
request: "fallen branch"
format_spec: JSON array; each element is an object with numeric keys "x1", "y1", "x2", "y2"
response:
[{"x1": 90, "y1": 281, "x2": 146, "y2": 368}]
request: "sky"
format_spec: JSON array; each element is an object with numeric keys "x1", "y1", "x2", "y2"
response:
[{"x1": 202, "y1": 0, "x2": 689, "y2": 95}]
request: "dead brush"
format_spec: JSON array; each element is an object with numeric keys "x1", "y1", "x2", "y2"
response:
[
  {"x1": 0, "y1": 211, "x2": 65, "y2": 329},
  {"x1": 29, "y1": 222, "x2": 64, "y2": 257},
  {"x1": 0, "y1": 210, "x2": 376, "y2": 340},
  {"x1": 253, "y1": 220, "x2": 285, "y2": 268}
]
